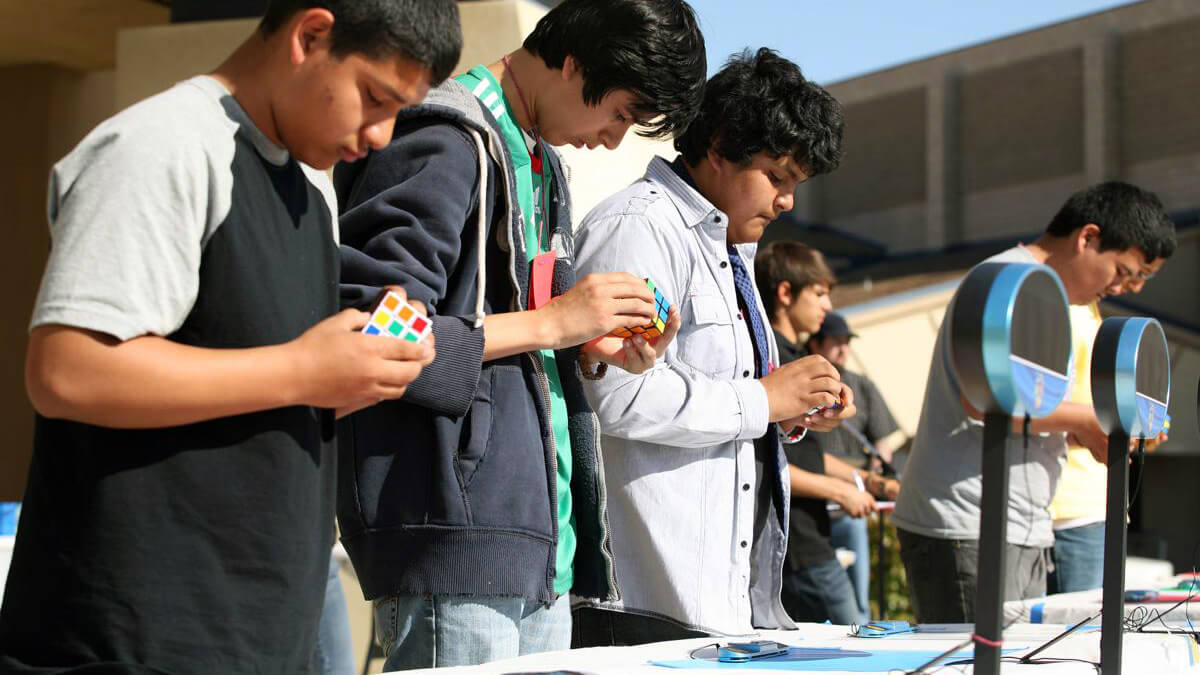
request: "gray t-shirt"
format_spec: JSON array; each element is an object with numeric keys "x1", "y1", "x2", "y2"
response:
[
  {"x1": 892, "y1": 245, "x2": 1066, "y2": 548},
  {"x1": 31, "y1": 75, "x2": 336, "y2": 340}
]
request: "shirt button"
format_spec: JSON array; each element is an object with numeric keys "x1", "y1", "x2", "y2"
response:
[
  {"x1": 720, "y1": 261, "x2": 729, "y2": 269},
  {"x1": 715, "y1": 215, "x2": 723, "y2": 223},
  {"x1": 742, "y1": 370, "x2": 750, "y2": 378},
  {"x1": 742, "y1": 483, "x2": 750, "y2": 491},
  {"x1": 736, "y1": 311, "x2": 743, "y2": 320},
  {"x1": 740, "y1": 540, "x2": 748, "y2": 549}
]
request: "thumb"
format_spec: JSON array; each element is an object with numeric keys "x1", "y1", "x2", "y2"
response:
[{"x1": 334, "y1": 307, "x2": 370, "y2": 332}]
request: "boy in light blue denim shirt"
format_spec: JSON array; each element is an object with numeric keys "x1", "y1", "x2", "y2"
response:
[{"x1": 572, "y1": 48, "x2": 852, "y2": 644}]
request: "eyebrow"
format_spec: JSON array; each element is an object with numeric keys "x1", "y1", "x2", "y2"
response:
[{"x1": 370, "y1": 76, "x2": 409, "y2": 106}]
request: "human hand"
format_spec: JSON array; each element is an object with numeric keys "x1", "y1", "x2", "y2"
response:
[
  {"x1": 777, "y1": 380, "x2": 857, "y2": 433},
  {"x1": 836, "y1": 484, "x2": 877, "y2": 518},
  {"x1": 536, "y1": 273, "x2": 656, "y2": 349},
  {"x1": 866, "y1": 473, "x2": 900, "y2": 500},
  {"x1": 582, "y1": 308, "x2": 680, "y2": 374},
  {"x1": 1069, "y1": 411, "x2": 1109, "y2": 464},
  {"x1": 291, "y1": 289, "x2": 434, "y2": 412},
  {"x1": 761, "y1": 355, "x2": 844, "y2": 423}
]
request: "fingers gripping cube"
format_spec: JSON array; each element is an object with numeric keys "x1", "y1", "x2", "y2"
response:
[
  {"x1": 362, "y1": 290, "x2": 432, "y2": 343},
  {"x1": 611, "y1": 278, "x2": 671, "y2": 340}
]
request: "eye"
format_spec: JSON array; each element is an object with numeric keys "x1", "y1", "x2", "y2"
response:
[
  {"x1": 768, "y1": 172, "x2": 783, "y2": 186},
  {"x1": 365, "y1": 88, "x2": 383, "y2": 107},
  {"x1": 615, "y1": 111, "x2": 627, "y2": 124}
]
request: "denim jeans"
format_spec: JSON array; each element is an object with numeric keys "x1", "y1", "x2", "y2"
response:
[
  {"x1": 896, "y1": 527, "x2": 1047, "y2": 623},
  {"x1": 830, "y1": 515, "x2": 871, "y2": 624},
  {"x1": 373, "y1": 593, "x2": 570, "y2": 671},
  {"x1": 780, "y1": 557, "x2": 860, "y2": 626},
  {"x1": 316, "y1": 553, "x2": 355, "y2": 675},
  {"x1": 1049, "y1": 522, "x2": 1105, "y2": 594}
]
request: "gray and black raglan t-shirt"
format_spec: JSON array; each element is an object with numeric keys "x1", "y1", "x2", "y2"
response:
[{"x1": 0, "y1": 76, "x2": 340, "y2": 674}]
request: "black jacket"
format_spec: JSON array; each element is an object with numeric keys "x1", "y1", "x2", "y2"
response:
[{"x1": 334, "y1": 79, "x2": 618, "y2": 606}]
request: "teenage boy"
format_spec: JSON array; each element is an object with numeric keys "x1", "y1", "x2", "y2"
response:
[
  {"x1": 0, "y1": 1, "x2": 458, "y2": 673},
  {"x1": 755, "y1": 245, "x2": 898, "y2": 626},
  {"x1": 893, "y1": 181, "x2": 1170, "y2": 623},
  {"x1": 334, "y1": 0, "x2": 705, "y2": 668},
  {"x1": 570, "y1": 49, "x2": 849, "y2": 643},
  {"x1": 1048, "y1": 218, "x2": 1175, "y2": 594}
]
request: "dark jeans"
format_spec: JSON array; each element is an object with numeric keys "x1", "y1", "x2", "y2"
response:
[
  {"x1": 571, "y1": 607, "x2": 707, "y2": 647},
  {"x1": 1049, "y1": 522, "x2": 1105, "y2": 594},
  {"x1": 896, "y1": 527, "x2": 1047, "y2": 623},
  {"x1": 780, "y1": 557, "x2": 860, "y2": 626}
]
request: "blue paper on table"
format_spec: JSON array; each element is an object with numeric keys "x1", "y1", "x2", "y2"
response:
[{"x1": 651, "y1": 646, "x2": 983, "y2": 671}]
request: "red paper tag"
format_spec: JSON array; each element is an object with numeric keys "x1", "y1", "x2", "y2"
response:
[{"x1": 530, "y1": 251, "x2": 556, "y2": 309}]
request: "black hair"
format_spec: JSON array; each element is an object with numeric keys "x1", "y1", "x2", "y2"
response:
[
  {"x1": 675, "y1": 48, "x2": 843, "y2": 176},
  {"x1": 260, "y1": 0, "x2": 462, "y2": 85},
  {"x1": 1150, "y1": 214, "x2": 1177, "y2": 261},
  {"x1": 1045, "y1": 182, "x2": 1172, "y2": 258},
  {"x1": 522, "y1": 0, "x2": 706, "y2": 139},
  {"x1": 754, "y1": 241, "x2": 836, "y2": 317}
]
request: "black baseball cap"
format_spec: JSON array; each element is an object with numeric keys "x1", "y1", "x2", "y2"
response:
[{"x1": 812, "y1": 312, "x2": 858, "y2": 341}]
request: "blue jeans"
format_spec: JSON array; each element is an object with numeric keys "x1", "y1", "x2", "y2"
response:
[
  {"x1": 830, "y1": 515, "x2": 871, "y2": 624},
  {"x1": 781, "y1": 557, "x2": 860, "y2": 626},
  {"x1": 373, "y1": 593, "x2": 571, "y2": 671},
  {"x1": 316, "y1": 554, "x2": 355, "y2": 675},
  {"x1": 1049, "y1": 522, "x2": 1106, "y2": 594}
]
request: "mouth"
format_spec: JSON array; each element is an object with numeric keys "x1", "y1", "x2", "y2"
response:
[{"x1": 341, "y1": 147, "x2": 366, "y2": 163}]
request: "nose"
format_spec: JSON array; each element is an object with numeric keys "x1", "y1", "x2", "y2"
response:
[
  {"x1": 600, "y1": 118, "x2": 635, "y2": 151},
  {"x1": 776, "y1": 189, "x2": 794, "y2": 215},
  {"x1": 821, "y1": 296, "x2": 833, "y2": 311},
  {"x1": 362, "y1": 118, "x2": 395, "y2": 152}
]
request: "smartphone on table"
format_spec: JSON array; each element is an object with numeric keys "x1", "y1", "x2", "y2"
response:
[{"x1": 717, "y1": 640, "x2": 789, "y2": 662}]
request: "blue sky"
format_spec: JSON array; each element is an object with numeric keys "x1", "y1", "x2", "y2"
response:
[{"x1": 688, "y1": 0, "x2": 1141, "y2": 84}]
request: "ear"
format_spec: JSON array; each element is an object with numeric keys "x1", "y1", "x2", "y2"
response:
[
  {"x1": 1076, "y1": 223, "x2": 1102, "y2": 253},
  {"x1": 288, "y1": 8, "x2": 335, "y2": 66},
  {"x1": 775, "y1": 280, "x2": 793, "y2": 308},
  {"x1": 562, "y1": 54, "x2": 580, "y2": 81},
  {"x1": 705, "y1": 147, "x2": 724, "y2": 175}
]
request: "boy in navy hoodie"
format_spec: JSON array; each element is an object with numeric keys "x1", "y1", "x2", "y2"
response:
[{"x1": 335, "y1": 0, "x2": 705, "y2": 668}]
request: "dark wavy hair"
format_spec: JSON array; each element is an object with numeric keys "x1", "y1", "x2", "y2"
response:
[
  {"x1": 523, "y1": 0, "x2": 706, "y2": 139},
  {"x1": 1046, "y1": 182, "x2": 1174, "y2": 258},
  {"x1": 260, "y1": 0, "x2": 462, "y2": 85},
  {"x1": 676, "y1": 48, "x2": 843, "y2": 176}
]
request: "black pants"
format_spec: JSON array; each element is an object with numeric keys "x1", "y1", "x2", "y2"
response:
[
  {"x1": 896, "y1": 527, "x2": 1048, "y2": 623},
  {"x1": 571, "y1": 607, "x2": 707, "y2": 647}
]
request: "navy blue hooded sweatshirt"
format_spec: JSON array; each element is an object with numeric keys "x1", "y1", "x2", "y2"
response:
[{"x1": 334, "y1": 78, "x2": 618, "y2": 606}]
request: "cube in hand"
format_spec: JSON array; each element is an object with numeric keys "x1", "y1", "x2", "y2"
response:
[
  {"x1": 362, "y1": 290, "x2": 431, "y2": 343},
  {"x1": 610, "y1": 278, "x2": 670, "y2": 340}
]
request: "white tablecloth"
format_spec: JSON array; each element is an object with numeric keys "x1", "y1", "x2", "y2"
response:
[
  {"x1": 388, "y1": 622, "x2": 1200, "y2": 674},
  {"x1": 1004, "y1": 577, "x2": 1199, "y2": 630}
]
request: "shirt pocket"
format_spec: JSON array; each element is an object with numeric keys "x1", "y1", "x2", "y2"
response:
[{"x1": 677, "y1": 292, "x2": 737, "y2": 379}]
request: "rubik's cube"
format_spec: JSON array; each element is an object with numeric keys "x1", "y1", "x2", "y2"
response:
[
  {"x1": 610, "y1": 278, "x2": 671, "y2": 339},
  {"x1": 362, "y1": 290, "x2": 432, "y2": 343}
]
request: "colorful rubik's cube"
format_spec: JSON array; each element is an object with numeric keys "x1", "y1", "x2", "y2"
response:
[
  {"x1": 362, "y1": 290, "x2": 432, "y2": 343},
  {"x1": 610, "y1": 278, "x2": 671, "y2": 340}
]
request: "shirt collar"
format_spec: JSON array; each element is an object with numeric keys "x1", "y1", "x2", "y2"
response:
[{"x1": 644, "y1": 155, "x2": 723, "y2": 229}]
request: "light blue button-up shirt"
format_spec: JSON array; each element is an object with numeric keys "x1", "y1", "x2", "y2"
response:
[{"x1": 571, "y1": 156, "x2": 794, "y2": 636}]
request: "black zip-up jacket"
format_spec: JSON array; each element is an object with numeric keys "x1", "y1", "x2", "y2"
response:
[{"x1": 334, "y1": 79, "x2": 618, "y2": 606}]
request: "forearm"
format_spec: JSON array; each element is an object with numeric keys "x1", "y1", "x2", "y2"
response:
[
  {"x1": 482, "y1": 309, "x2": 557, "y2": 361},
  {"x1": 962, "y1": 394, "x2": 1089, "y2": 436},
  {"x1": 27, "y1": 326, "x2": 305, "y2": 429},
  {"x1": 788, "y1": 464, "x2": 855, "y2": 501},
  {"x1": 822, "y1": 453, "x2": 865, "y2": 484},
  {"x1": 588, "y1": 365, "x2": 769, "y2": 447}
]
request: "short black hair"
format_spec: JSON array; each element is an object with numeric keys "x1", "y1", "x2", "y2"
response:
[
  {"x1": 676, "y1": 48, "x2": 844, "y2": 176},
  {"x1": 523, "y1": 0, "x2": 706, "y2": 139},
  {"x1": 1150, "y1": 213, "x2": 1177, "y2": 261},
  {"x1": 1045, "y1": 182, "x2": 1171, "y2": 258},
  {"x1": 260, "y1": 0, "x2": 462, "y2": 85}
]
